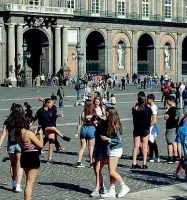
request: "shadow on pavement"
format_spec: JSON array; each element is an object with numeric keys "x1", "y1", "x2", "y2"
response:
[
  {"x1": 0, "y1": 185, "x2": 13, "y2": 192},
  {"x1": 38, "y1": 182, "x2": 91, "y2": 195}
]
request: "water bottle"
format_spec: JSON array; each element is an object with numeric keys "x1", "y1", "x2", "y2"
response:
[{"x1": 58, "y1": 110, "x2": 63, "y2": 120}]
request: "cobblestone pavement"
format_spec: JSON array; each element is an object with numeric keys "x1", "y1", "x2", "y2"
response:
[{"x1": 0, "y1": 85, "x2": 185, "y2": 200}]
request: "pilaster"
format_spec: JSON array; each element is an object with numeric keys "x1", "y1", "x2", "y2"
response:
[
  {"x1": 79, "y1": 27, "x2": 86, "y2": 76},
  {"x1": 132, "y1": 30, "x2": 137, "y2": 74},
  {"x1": 155, "y1": 32, "x2": 160, "y2": 75},
  {"x1": 177, "y1": 33, "x2": 182, "y2": 82},
  {"x1": 62, "y1": 26, "x2": 69, "y2": 66},
  {"x1": 55, "y1": 25, "x2": 61, "y2": 74},
  {"x1": 106, "y1": 29, "x2": 113, "y2": 75},
  {"x1": 17, "y1": 24, "x2": 24, "y2": 74}
]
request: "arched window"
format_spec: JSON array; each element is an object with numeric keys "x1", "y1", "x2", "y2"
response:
[
  {"x1": 165, "y1": 0, "x2": 172, "y2": 20},
  {"x1": 91, "y1": 0, "x2": 100, "y2": 15},
  {"x1": 142, "y1": 0, "x2": 150, "y2": 19},
  {"x1": 118, "y1": 0, "x2": 126, "y2": 18},
  {"x1": 66, "y1": 0, "x2": 75, "y2": 9}
]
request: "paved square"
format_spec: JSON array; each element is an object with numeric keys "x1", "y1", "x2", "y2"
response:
[{"x1": 0, "y1": 86, "x2": 184, "y2": 200}]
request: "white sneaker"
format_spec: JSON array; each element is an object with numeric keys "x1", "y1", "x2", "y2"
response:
[
  {"x1": 15, "y1": 186, "x2": 22, "y2": 193},
  {"x1": 117, "y1": 185, "x2": 130, "y2": 198},
  {"x1": 101, "y1": 189, "x2": 116, "y2": 198}
]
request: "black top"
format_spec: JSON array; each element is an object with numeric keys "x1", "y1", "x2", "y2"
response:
[
  {"x1": 33, "y1": 108, "x2": 54, "y2": 129},
  {"x1": 132, "y1": 106, "x2": 152, "y2": 132},
  {"x1": 25, "y1": 105, "x2": 33, "y2": 117},
  {"x1": 121, "y1": 78, "x2": 125, "y2": 84},
  {"x1": 50, "y1": 105, "x2": 58, "y2": 127},
  {"x1": 165, "y1": 106, "x2": 180, "y2": 129}
]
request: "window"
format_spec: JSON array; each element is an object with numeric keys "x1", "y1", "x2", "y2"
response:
[
  {"x1": 91, "y1": 0, "x2": 100, "y2": 15},
  {"x1": 27, "y1": 0, "x2": 41, "y2": 6},
  {"x1": 118, "y1": 0, "x2": 126, "y2": 17},
  {"x1": 142, "y1": 0, "x2": 150, "y2": 19},
  {"x1": 165, "y1": 0, "x2": 172, "y2": 20},
  {"x1": 66, "y1": 0, "x2": 75, "y2": 9}
]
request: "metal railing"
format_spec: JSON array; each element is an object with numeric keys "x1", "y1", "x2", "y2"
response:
[{"x1": 0, "y1": 3, "x2": 74, "y2": 15}]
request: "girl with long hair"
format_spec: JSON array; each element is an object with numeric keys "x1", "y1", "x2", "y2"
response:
[
  {"x1": 16, "y1": 114, "x2": 43, "y2": 200},
  {"x1": 100, "y1": 107, "x2": 130, "y2": 198},
  {"x1": 0, "y1": 104, "x2": 24, "y2": 192},
  {"x1": 74, "y1": 100, "x2": 96, "y2": 168},
  {"x1": 132, "y1": 91, "x2": 152, "y2": 169},
  {"x1": 90, "y1": 97, "x2": 108, "y2": 197}
]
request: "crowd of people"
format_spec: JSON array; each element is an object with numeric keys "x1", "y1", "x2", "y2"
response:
[{"x1": 1, "y1": 74, "x2": 187, "y2": 199}]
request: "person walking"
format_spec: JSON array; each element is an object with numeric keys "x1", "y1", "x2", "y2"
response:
[
  {"x1": 0, "y1": 104, "x2": 24, "y2": 192},
  {"x1": 17, "y1": 115, "x2": 43, "y2": 200},
  {"x1": 121, "y1": 77, "x2": 126, "y2": 91},
  {"x1": 100, "y1": 107, "x2": 130, "y2": 198},
  {"x1": 73, "y1": 100, "x2": 95, "y2": 168},
  {"x1": 24, "y1": 102, "x2": 33, "y2": 117},
  {"x1": 57, "y1": 85, "x2": 65, "y2": 108},
  {"x1": 35, "y1": 75, "x2": 40, "y2": 92},
  {"x1": 164, "y1": 96, "x2": 180, "y2": 164},
  {"x1": 132, "y1": 91, "x2": 152, "y2": 169},
  {"x1": 74, "y1": 82, "x2": 81, "y2": 101}
]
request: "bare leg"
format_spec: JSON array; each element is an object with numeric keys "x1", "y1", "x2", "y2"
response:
[
  {"x1": 78, "y1": 138, "x2": 87, "y2": 162},
  {"x1": 132, "y1": 136, "x2": 140, "y2": 165},
  {"x1": 16, "y1": 152, "x2": 23, "y2": 185},
  {"x1": 24, "y1": 168, "x2": 38, "y2": 200},
  {"x1": 48, "y1": 134, "x2": 55, "y2": 161},
  {"x1": 141, "y1": 135, "x2": 149, "y2": 165},
  {"x1": 88, "y1": 139, "x2": 95, "y2": 164}
]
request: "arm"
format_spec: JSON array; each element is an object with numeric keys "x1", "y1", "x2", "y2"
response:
[
  {"x1": 164, "y1": 113, "x2": 169, "y2": 120},
  {"x1": 0, "y1": 126, "x2": 7, "y2": 148},
  {"x1": 74, "y1": 116, "x2": 83, "y2": 138},
  {"x1": 108, "y1": 132, "x2": 121, "y2": 146},
  {"x1": 28, "y1": 130, "x2": 43, "y2": 149},
  {"x1": 151, "y1": 114, "x2": 157, "y2": 126}
]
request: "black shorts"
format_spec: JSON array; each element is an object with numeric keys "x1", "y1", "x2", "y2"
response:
[
  {"x1": 133, "y1": 130, "x2": 150, "y2": 137},
  {"x1": 21, "y1": 151, "x2": 40, "y2": 169}
]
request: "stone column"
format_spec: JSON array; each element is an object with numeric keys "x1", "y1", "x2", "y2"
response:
[
  {"x1": 106, "y1": 29, "x2": 113, "y2": 75},
  {"x1": 155, "y1": 32, "x2": 160, "y2": 76},
  {"x1": 8, "y1": 24, "x2": 17, "y2": 86},
  {"x1": 107, "y1": 0, "x2": 113, "y2": 17},
  {"x1": 17, "y1": 24, "x2": 23, "y2": 74},
  {"x1": 55, "y1": 25, "x2": 61, "y2": 74},
  {"x1": 177, "y1": 33, "x2": 182, "y2": 82},
  {"x1": 79, "y1": 27, "x2": 86, "y2": 76},
  {"x1": 132, "y1": 30, "x2": 137, "y2": 73},
  {"x1": 177, "y1": 0, "x2": 182, "y2": 22},
  {"x1": 156, "y1": 0, "x2": 161, "y2": 21},
  {"x1": 132, "y1": 0, "x2": 138, "y2": 19},
  {"x1": 62, "y1": 26, "x2": 68, "y2": 66}
]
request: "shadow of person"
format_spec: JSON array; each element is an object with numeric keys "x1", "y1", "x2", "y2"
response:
[{"x1": 38, "y1": 182, "x2": 91, "y2": 195}]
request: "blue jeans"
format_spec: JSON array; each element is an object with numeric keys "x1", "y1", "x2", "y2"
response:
[
  {"x1": 184, "y1": 99, "x2": 187, "y2": 114},
  {"x1": 77, "y1": 90, "x2": 80, "y2": 101},
  {"x1": 59, "y1": 98, "x2": 64, "y2": 107}
]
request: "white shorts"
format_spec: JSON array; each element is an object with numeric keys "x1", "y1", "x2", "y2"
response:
[{"x1": 107, "y1": 147, "x2": 123, "y2": 158}]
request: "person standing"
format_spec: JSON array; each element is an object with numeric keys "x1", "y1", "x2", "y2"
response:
[
  {"x1": 164, "y1": 96, "x2": 180, "y2": 164},
  {"x1": 0, "y1": 104, "x2": 25, "y2": 192},
  {"x1": 74, "y1": 82, "x2": 81, "y2": 101},
  {"x1": 24, "y1": 102, "x2": 33, "y2": 118},
  {"x1": 35, "y1": 75, "x2": 40, "y2": 92},
  {"x1": 57, "y1": 85, "x2": 65, "y2": 108},
  {"x1": 132, "y1": 91, "x2": 152, "y2": 169},
  {"x1": 179, "y1": 82, "x2": 185, "y2": 109},
  {"x1": 100, "y1": 107, "x2": 130, "y2": 198},
  {"x1": 147, "y1": 94, "x2": 160, "y2": 163},
  {"x1": 40, "y1": 74, "x2": 45, "y2": 87},
  {"x1": 73, "y1": 100, "x2": 95, "y2": 168},
  {"x1": 121, "y1": 77, "x2": 126, "y2": 91},
  {"x1": 17, "y1": 115, "x2": 43, "y2": 200},
  {"x1": 182, "y1": 86, "x2": 187, "y2": 114}
]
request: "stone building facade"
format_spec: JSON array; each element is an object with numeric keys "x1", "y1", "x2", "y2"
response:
[{"x1": 0, "y1": 0, "x2": 187, "y2": 85}]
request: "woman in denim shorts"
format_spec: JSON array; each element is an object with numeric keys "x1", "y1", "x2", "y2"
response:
[
  {"x1": 74, "y1": 100, "x2": 96, "y2": 168},
  {"x1": 0, "y1": 104, "x2": 24, "y2": 192}
]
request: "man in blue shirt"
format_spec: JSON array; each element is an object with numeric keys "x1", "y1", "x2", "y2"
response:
[{"x1": 175, "y1": 117, "x2": 187, "y2": 180}]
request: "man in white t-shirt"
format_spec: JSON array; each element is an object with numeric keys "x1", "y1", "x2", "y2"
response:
[
  {"x1": 179, "y1": 82, "x2": 185, "y2": 109},
  {"x1": 147, "y1": 94, "x2": 159, "y2": 163},
  {"x1": 164, "y1": 73, "x2": 169, "y2": 82},
  {"x1": 40, "y1": 74, "x2": 45, "y2": 87}
]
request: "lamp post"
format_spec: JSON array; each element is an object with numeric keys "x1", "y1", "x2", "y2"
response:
[
  {"x1": 72, "y1": 42, "x2": 84, "y2": 78},
  {"x1": 22, "y1": 39, "x2": 31, "y2": 87},
  {"x1": 40, "y1": 54, "x2": 45, "y2": 75}
]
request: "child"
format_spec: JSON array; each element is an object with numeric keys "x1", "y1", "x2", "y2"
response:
[
  {"x1": 100, "y1": 107, "x2": 130, "y2": 198},
  {"x1": 110, "y1": 94, "x2": 116, "y2": 105},
  {"x1": 102, "y1": 95, "x2": 107, "y2": 105}
]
